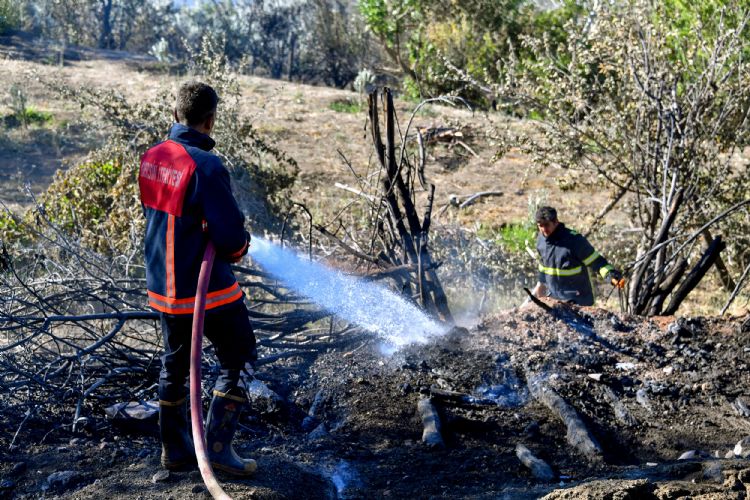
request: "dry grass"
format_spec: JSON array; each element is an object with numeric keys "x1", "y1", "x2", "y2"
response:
[{"x1": 0, "y1": 55, "x2": 618, "y2": 226}]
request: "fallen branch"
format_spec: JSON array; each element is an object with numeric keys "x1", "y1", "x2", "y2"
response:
[
  {"x1": 455, "y1": 140, "x2": 479, "y2": 158},
  {"x1": 417, "y1": 398, "x2": 445, "y2": 448},
  {"x1": 515, "y1": 443, "x2": 555, "y2": 481},
  {"x1": 526, "y1": 371, "x2": 603, "y2": 460},
  {"x1": 334, "y1": 182, "x2": 379, "y2": 203},
  {"x1": 523, "y1": 287, "x2": 554, "y2": 313},
  {"x1": 601, "y1": 386, "x2": 637, "y2": 427},
  {"x1": 429, "y1": 387, "x2": 496, "y2": 408},
  {"x1": 458, "y1": 191, "x2": 503, "y2": 209}
]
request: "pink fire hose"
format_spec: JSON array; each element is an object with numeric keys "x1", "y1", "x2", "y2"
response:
[{"x1": 189, "y1": 242, "x2": 232, "y2": 500}]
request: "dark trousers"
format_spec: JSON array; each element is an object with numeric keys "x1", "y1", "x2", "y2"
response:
[{"x1": 159, "y1": 300, "x2": 257, "y2": 402}]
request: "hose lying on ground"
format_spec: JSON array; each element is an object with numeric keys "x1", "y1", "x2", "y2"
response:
[{"x1": 190, "y1": 242, "x2": 232, "y2": 500}]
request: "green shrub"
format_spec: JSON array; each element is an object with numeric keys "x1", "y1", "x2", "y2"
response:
[
  {"x1": 3, "y1": 107, "x2": 54, "y2": 128},
  {"x1": 498, "y1": 223, "x2": 537, "y2": 253},
  {"x1": 476, "y1": 221, "x2": 537, "y2": 254},
  {"x1": 329, "y1": 99, "x2": 364, "y2": 113},
  {"x1": 40, "y1": 160, "x2": 123, "y2": 241},
  {"x1": 360, "y1": 0, "x2": 582, "y2": 103},
  {"x1": 0, "y1": 0, "x2": 20, "y2": 34},
  {"x1": 22, "y1": 107, "x2": 53, "y2": 125},
  {"x1": 34, "y1": 35, "x2": 298, "y2": 254},
  {"x1": 0, "y1": 210, "x2": 23, "y2": 242}
]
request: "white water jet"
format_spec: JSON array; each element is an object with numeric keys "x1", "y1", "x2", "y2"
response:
[{"x1": 247, "y1": 236, "x2": 448, "y2": 351}]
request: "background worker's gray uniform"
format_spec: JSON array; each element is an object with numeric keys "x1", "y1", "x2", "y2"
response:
[{"x1": 536, "y1": 223, "x2": 615, "y2": 306}]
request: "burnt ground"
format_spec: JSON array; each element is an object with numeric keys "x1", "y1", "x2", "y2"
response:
[{"x1": 2, "y1": 303, "x2": 750, "y2": 499}]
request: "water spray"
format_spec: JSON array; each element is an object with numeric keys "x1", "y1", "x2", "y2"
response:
[
  {"x1": 247, "y1": 236, "x2": 449, "y2": 352},
  {"x1": 188, "y1": 237, "x2": 450, "y2": 498}
]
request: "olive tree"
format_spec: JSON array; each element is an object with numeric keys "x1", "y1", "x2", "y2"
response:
[{"x1": 495, "y1": 0, "x2": 750, "y2": 314}]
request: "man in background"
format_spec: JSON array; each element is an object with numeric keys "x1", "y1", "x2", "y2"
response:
[{"x1": 529, "y1": 206, "x2": 622, "y2": 306}]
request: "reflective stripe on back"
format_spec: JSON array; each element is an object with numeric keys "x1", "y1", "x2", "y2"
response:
[{"x1": 166, "y1": 214, "x2": 175, "y2": 298}]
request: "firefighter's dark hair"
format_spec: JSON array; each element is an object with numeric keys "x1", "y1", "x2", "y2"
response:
[
  {"x1": 535, "y1": 206, "x2": 558, "y2": 223},
  {"x1": 175, "y1": 81, "x2": 219, "y2": 127}
]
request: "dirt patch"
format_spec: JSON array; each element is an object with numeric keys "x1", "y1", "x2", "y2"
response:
[{"x1": 3, "y1": 306, "x2": 750, "y2": 498}]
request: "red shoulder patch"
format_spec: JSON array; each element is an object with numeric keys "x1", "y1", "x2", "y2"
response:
[{"x1": 139, "y1": 140, "x2": 197, "y2": 216}]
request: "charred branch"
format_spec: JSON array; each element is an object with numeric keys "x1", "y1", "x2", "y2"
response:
[
  {"x1": 0, "y1": 212, "x2": 355, "y2": 429},
  {"x1": 646, "y1": 257, "x2": 688, "y2": 316},
  {"x1": 311, "y1": 89, "x2": 456, "y2": 323},
  {"x1": 600, "y1": 386, "x2": 637, "y2": 428},
  {"x1": 515, "y1": 443, "x2": 556, "y2": 481},
  {"x1": 663, "y1": 236, "x2": 726, "y2": 315},
  {"x1": 526, "y1": 371, "x2": 603, "y2": 461},
  {"x1": 429, "y1": 387, "x2": 497, "y2": 408},
  {"x1": 417, "y1": 397, "x2": 445, "y2": 448}
]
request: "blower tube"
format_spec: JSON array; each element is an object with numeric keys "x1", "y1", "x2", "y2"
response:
[{"x1": 189, "y1": 242, "x2": 232, "y2": 500}]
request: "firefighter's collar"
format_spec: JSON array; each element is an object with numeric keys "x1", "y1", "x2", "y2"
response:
[
  {"x1": 168, "y1": 123, "x2": 216, "y2": 152},
  {"x1": 544, "y1": 222, "x2": 565, "y2": 241}
]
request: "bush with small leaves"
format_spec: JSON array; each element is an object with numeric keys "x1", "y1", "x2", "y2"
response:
[{"x1": 30, "y1": 35, "x2": 297, "y2": 256}]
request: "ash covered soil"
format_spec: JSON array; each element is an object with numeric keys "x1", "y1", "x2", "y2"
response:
[{"x1": 3, "y1": 304, "x2": 750, "y2": 499}]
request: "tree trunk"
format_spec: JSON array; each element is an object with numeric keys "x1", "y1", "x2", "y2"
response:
[
  {"x1": 365, "y1": 90, "x2": 454, "y2": 323},
  {"x1": 663, "y1": 236, "x2": 726, "y2": 315},
  {"x1": 646, "y1": 257, "x2": 688, "y2": 316},
  {"x1": 99, "y1": 0, "x2": 114, "y2": 50},
  {"x1": 701, "y1": 229, "x2": 735, "y2": 292},
  {"x1": 287, "y1": 32, "x2": 297, "y2": 82},
  {"x1": 630, "y1": 190, "x2": 683, "y2": 314}
]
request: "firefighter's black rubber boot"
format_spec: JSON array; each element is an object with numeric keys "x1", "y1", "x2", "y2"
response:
[
  {"x1": 159, "y1": 397, "x2": 197, "y2": 470},
  {"x1": 205, "y1": 390, "x2": 257, "y2": 476}
]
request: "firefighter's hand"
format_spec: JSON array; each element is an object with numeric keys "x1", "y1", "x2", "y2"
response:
[
  {"x1": 239, "y1": 230, "x2": 251, "y2": 258},
  {"x1": 607, "y1": 269, "x2": 625, "y2": 288},
  {"x1": 228, "y1": 231, "x2": 252, "y2": 263},
  {"x1": 607, "y1": 269, "x2": 623, "y2": 282}
]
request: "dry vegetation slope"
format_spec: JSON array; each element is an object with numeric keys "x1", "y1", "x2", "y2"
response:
[
  {"x1": 0, "y1": 47, "x2": 616, "y2": 229},
  {"x1": 3, "y1": 48, "x2": 742, "y2": 315}
]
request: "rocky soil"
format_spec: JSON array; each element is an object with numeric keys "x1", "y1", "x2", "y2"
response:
[{"x1": 2, "y1": 302, "x2": 750, "y2": 499}]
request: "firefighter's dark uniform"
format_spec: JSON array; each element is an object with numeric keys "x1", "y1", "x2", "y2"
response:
[
  {"x1": 139, "y1": 123, "x2": 257, "y2": 475},
  {"x1": 536, "y1": 223, "x2": 615, "y2": 306}
]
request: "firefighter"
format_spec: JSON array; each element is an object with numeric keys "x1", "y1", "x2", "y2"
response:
[
  {"x1": 529, "y1": 206, "x2": 622, "y2": 306},
  {"x1": 139, "y1": 81, "x2": 257, "y2": 476}
]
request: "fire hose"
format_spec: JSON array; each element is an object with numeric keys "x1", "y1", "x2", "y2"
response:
[{"x1": 189, "y1": 241, "x2": 232, "y2": 500}]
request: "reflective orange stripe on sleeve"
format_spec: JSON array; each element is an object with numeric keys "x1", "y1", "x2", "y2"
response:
[{"x1": 228, "y1": 239, "x2": 249, "y2": 260}]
